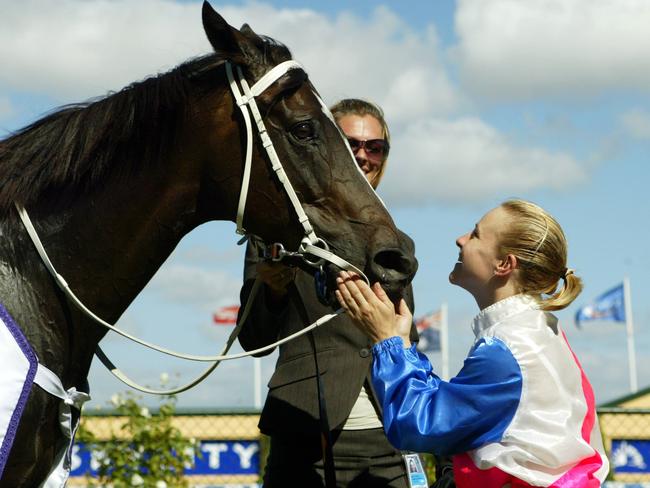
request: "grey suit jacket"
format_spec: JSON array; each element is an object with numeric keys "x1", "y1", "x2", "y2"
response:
[{"x1": 237, "y1": 239, "x2": 417, "y2": 436}]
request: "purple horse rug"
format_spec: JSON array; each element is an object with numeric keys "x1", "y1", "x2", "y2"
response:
[{"x1": 0, "y1": 304, "x2": 90, "y2": 487}]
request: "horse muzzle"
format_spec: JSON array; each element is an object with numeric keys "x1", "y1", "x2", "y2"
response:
[
  {"x1": 367, "y1": 244, "x2": 418, "y2": 301},
  {"x1": 315, "y1": 230, "x2": 418, "y2": 307}
]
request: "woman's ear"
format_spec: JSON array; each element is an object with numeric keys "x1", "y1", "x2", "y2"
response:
[{"x1": 494, "y1": 254, "x2": 518, "y2": 277}]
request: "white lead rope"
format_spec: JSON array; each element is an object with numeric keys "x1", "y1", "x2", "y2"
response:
[
  {"x1": 15, "y1": 204, "x2": 343, "y2": 365},
  {"x1": 95, "y1": 280, "x2": 343, "y2": 395},
  {"x1": 15, "y1": 210, "x2": 344, "y2": 395}
]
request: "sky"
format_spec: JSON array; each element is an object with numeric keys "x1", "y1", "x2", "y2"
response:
[{"x1": 1, "y1": 0, "x2": 649, "y2": 410}]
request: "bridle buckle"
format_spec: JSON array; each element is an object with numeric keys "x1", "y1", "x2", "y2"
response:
[{"x1": 263, "y1": 242, "x2": 288, "y2": 262}]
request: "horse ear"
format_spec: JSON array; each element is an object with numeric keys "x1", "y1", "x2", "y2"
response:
[
  {"x1": 240, "y1": 23, "x2": 259, "y2": 39},
  {"x1": 201, "y1": 1, "x2": 257, "y2": 64}
]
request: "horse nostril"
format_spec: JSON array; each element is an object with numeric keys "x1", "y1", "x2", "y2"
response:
[
  {"x1": 371, "y1": 249, "x2": 418, "y2": 282},
  {"x1": 366, "y1": 229, "x2": 417, "y2": 296}
]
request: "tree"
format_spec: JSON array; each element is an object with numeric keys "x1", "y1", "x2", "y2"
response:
[{"x1": 77, "y1": 390, "x2": 198, "y2": 488}]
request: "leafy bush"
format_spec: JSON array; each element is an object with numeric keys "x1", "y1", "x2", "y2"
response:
[{"x1": 77, "y1": 390, "x2": 198, "y2": 487}]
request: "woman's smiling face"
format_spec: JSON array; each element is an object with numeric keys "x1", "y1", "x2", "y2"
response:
[{"x1": 449, "y1": 206, "x2": 509, "y2": 296}]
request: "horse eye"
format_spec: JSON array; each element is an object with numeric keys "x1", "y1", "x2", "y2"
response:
[{"x1": 291, "y1": 121, "x2": 315, "y2": 140}]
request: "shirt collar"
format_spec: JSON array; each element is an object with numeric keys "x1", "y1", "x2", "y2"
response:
[{"x1": 471, "y1": 294, "x2": 539, "y2": 338}]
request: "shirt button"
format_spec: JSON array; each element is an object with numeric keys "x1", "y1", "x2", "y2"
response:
[{"x1": 359, "y1": 348, "x2": 370, "y2": 358}]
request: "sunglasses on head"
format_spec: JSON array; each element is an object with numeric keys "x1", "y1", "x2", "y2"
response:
[{"x1": 347, "y1": 138, "x2": 390, "y2": 159}]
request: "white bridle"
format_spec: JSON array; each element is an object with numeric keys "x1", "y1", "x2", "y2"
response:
[
  {"x1": 15, "y1": 59, "x2": 370, "y2": 395},
  {"x1": 227, "y1": 60, "x2": 373, "y2": 271}
]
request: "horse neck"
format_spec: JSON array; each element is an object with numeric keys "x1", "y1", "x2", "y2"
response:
[
  {"x1": 35, "y1": 87, "x2": 243, "y2": 323},
  {"x1": 51, "y1": 163, "x2": 206, "y2": 322},
  {"x1": 0, "y1": 82, "x2": 247, "y2": 390},
  {"x1": 19, "y1": 145, "x2": 235, "y2": 385}
]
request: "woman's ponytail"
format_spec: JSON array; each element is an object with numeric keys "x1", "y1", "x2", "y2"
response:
[{"x1": 499, "y1": 200, "x2": 582, "y2": 312}]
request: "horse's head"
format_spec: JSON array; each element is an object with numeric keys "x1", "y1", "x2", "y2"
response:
[{"x1": 197, "y1": 2, "x2": 417, "y2": 300}]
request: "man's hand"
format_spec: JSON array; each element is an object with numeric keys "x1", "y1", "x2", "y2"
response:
[{"x1": 256, "y1": 261, "x2": 296, "y2": 303}]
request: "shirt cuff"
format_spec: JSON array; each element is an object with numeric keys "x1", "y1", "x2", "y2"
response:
[{"x1": 372, "y1": 336, "x2": 405, "y2": 355}]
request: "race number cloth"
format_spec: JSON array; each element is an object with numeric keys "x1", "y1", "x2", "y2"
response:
[
  {"x1": 0, "y1": 303, "x2": 37, "y2": 478},
  {"x1": 0, "y1": 304, "x2": 90, "y2": 487},
  {"x1": 372, "y1": 294, "x2": 609, "y2": 487}
]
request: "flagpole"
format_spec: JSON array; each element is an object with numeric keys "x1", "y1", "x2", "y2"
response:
[
  {"x1": 253, "y1": 357, "x2": 262, "y2": 409},
  {"x1": 441, "y1": 302, "x2": 449, "y2": 380},
  {"x1": 623, "y1": 277, "x2": 638, "y2": 393}
]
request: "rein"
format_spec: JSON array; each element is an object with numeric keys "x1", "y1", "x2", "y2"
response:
[{"x1": 14, "y1": 59, "x2": 368, "y2": 395}]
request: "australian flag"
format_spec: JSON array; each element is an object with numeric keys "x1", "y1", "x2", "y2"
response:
[
  {"x1": 415, "y1": 310, "x2": 441, "y2": 352},
  {"x1": 575, "y1": 283, "x2": 625, "y2": 328}
]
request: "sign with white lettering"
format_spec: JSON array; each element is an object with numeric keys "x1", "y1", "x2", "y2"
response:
[
  {"x1": 70, "y1": 439, "x2": 260, "y2": 477},
  {"x1": 611, "y1": 439, "x2": 650, "y2": 474}
]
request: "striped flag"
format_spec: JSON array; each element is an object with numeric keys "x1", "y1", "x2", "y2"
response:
[{"x1": 212, "y1": 305, "x2": 240, "y2": 325}]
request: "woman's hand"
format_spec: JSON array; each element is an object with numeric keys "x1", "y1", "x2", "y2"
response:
[{"x1": 335, "y1": 271, "x2": 412, "y2": 346}]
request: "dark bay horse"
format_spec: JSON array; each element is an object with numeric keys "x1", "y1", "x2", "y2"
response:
[{"x1": 0, "y1": 2, "x2": 417, "y2": 486}]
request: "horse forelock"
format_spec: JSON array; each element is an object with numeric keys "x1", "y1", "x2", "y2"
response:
[
  {"x1": 258, "y1": 35, "x2": 292, "y2": 64},
  {"x1": 241, "y1": 34, "x2": 292, "y2": 80}
]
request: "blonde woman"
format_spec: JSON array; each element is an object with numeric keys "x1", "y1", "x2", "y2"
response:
[{"x1": 336, "y1": 199, "x2": 609, "y2": 487}]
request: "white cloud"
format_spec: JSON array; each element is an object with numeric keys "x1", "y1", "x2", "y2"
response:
[
  {"x1": 0, "y1": 0, "x2": 462, "y2": 119},
  {"x1": 381, "y1": 117, "x2": 586, "y2": 205},
  {"x1": 0, "y1": 96, "x2": 14, "y2": 121},
  {"x1": 258, "y1": 5, "x2": 463, "y2": 122},
  {"x1": 102, "y1": 314, "x2": 146, "y2": 345},
  {"x1": 620, "y1": 108, "x2": 650, "y2": 140},
  {"x1": 149, "y1": 264, "x2": 241, "y2": 310},
  {"x1": 0, "y1": 0, "x2": 210, "y2": 100},
  {"x1": 453, "y1": 0, "x2": 650, "y2": 99},
  {"x1": 0, "y1": 0, "x2": 593, "y2": 206}
]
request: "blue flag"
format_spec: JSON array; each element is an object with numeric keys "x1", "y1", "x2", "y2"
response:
[{"x1": 575, "y1": 283, "x2": 625, "y2": 328}]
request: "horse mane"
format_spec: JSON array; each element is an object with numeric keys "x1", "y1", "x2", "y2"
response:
[{"x1": 0, "y1": 34, "x2": 291, "y2": 215}]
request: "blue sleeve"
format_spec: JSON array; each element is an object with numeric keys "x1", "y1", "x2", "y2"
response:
[{"x1": 372, "y1": 336, "x2": 522, "y2": 456}]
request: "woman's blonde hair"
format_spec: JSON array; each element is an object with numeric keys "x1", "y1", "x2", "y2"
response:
[
  {"x1": 499, "y1": 199, "x2": 582, "y2": 311},
  {"x1": 330, "y1": 98, "x2": 390, "y2": 188}
]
